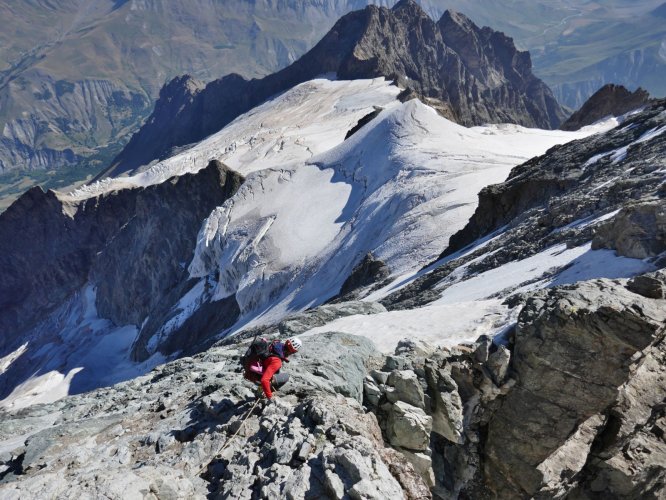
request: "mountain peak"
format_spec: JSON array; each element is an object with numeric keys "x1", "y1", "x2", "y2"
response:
[
  {"x1": 391, "y1": 0, "x2": 427, "y2": 17},
  {"x1": 108, "y1": 3, "x2": 565, "y2": 176},
  {"x1": 439, "y1": 9, "x2": 475, "y2": 28},
  {"x1": 560, "y1": 83, "x2": 652, "y2": 131}
]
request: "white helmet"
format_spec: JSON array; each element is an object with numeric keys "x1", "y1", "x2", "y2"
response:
[{"x1": 286, "y1": 337, "x2": 302, "y2": 351}]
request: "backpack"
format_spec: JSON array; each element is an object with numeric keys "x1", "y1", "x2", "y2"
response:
[{"x1": 241, "y1": 337, "x2": 275, "y2": 371}]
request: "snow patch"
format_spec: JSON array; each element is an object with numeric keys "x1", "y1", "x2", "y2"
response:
[
  {"x1": 302, "y1": 299, "x2": 511, "y2": 354},
  {"x1": 0, "y1": 286, "x2": 165, "y2": 411},
  {"x1": 434, "y1": 242, "x2": 654, "y2": 305}
]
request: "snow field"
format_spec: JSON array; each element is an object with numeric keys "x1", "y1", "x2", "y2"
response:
[{"x1": 185, "y1": 94, "x2": 619, "y2": 339}]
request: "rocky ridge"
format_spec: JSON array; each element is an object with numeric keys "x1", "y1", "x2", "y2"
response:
[
  {"x1": 2, "y1": 270, "x2": 664, "y2": 498},
  {"x1": 107, "y1": 0, "x2": 565, "y2": 176},
  {"x1": 0, "y1": 160, "x2": 243, "y2": 398},
  {"x1": 560, "y1": 84, "x2": 652, "y2": 131},
  {"x1": 0, "y1": 333, "x2": 428, "y2": 499},
  {"x1": 383, "y1": 97, "x2": 666, "y2": 311}
]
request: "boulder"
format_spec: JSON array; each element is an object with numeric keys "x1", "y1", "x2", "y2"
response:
[
  {"x1": 592, "y1": 201, "x2": 666, "y2": 259},
  {"x1": 387, "y1": 401, "x2": 433, "y2": 451},
  {"x1": 386, "y1": 370, "x2": 425, "y2": 409}
]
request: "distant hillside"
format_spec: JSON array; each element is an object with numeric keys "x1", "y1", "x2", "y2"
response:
[{"x1": 0, "y1": 0, "x2": 393, "y2": 176}]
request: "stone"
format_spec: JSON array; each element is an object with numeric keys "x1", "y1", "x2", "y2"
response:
[
  {"x1": 363, "y1": 377, "x2": 383, "y2": 407},
  {"x1": 394, "y1": 338, "x2": 436, "y2": 358},
  {"x1": 387, "y1": 401, "x2": 433, "y2": 451},
  {"x1": 386, "y1": 370, "x2": 425, "y2": 409},
  {"x1": 379, "y1": 447, "x2": 432, "y2": 499},
  {"x1": 485, "y1": 345, "x2": 511, "y2": 386},
  {"x1": 369, "y1": 369, "x2": 389, "y2": 385},
  {"x1": 396, "y1": 447, "x2": 436, "y2": 488},
  {"x1": 626, "y1": 273, "x2": 666, "y2": 299},
  {"x1": 384, "y1": 355, "x2": 411, "y2": 371},
  {"x1": 473, "y1": 336, "x2": 492, "y2": 363},
  {"x1": 592, "y1": 201, "x2": 666, "y2": 259}
]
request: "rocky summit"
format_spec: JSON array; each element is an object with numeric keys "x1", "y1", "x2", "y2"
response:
[
  {"x1": 560, "y1": 84, "x2": 653, "y2": 131},
  {"x1": 107, "y1": 0, "x2": 565, "y2": 176}
]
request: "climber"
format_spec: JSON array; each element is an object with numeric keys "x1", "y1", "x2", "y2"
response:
[{"x1": 242, "y1": 336, "x2": 302, "y2": 401}]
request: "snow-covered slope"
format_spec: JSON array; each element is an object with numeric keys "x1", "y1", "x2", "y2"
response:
[
  {"x1": 64, "y1": 78, "x2": 402, "y2": 200},
  {"x1": 178, "y1": 94, "x2": 616, "y2": 337},
  {"x1": 80, "y1": 78, "x2": 618, "y2": 355},
  {"x1": 2, "y1": 78, "x2": 620, "y2": 408}
]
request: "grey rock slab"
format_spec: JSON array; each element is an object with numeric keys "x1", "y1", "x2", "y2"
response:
[
  {"x1": 386, "y1": 370, "x2": 425, "y2": 409},
  {"x1": 279, "y1": 301, "x2": 387, "y2": 337},
  {"x1": 387, "y1": 401, "x2": 433, "y2": 451}
]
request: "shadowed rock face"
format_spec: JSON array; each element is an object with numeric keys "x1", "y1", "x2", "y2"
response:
[
  {"x1": 107, "y1": 0, "x2": 565, "y2": 176},
  {"x1": 561, "y1": 84, "x2": 652, "y2": 131},
  {"x1": 0, "y1": 160, "x2": 243, "y2": 356}
]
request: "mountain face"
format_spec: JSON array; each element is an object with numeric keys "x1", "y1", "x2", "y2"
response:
[
  {"x1": 0, "y1": 0, "x2": 399, "y2": 171},
  {"x1": 0, "y1": 160, "x2": 243, "y2": 401},
  {"x1": 106, "y1": 0, "x2": 566, "y2": 176},
  {"x1": 560, "y1": 84, "x2": 652, "y2": 131},
  {"x1": 2, "y1": 0, "x2": 664, "y2": 188},
  {"x1": 0, "y1": 76, "x2": 606, "y2": 409},
  {"x1": 0, "y1": 0, "x2": 409, "y2": 214},
  {"x1": 1, "y1": 278, "x2": 664, "y2": 498}
]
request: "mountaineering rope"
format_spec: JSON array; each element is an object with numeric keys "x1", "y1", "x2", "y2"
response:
[{"x1": 196, "y1": 397, "x2": 261, "y2": 476}]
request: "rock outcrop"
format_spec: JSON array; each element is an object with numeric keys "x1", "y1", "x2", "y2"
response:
[
  {"x1": 560, "y1": 84, "x2": 652, "y2": 131},
  {"x1": 365, "y1": 273, "x2": 666, "y2": 498},
  {"x1": 108, "y1": 0, "x2": 565, "y2": 175},
  {"x1": 485, "y1": 276, "x2": 666, "y2": 498},
  {"x1": 0, "y1": 160, "x2": 243, "y2": 360},
  {"x1": 592, "y1": 201, "x2": 666, "y2": 259}
]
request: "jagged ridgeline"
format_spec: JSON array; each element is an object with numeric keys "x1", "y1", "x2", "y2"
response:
[{"x1": 104, "y1": 0, "x2": 565, "y2": 177}]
